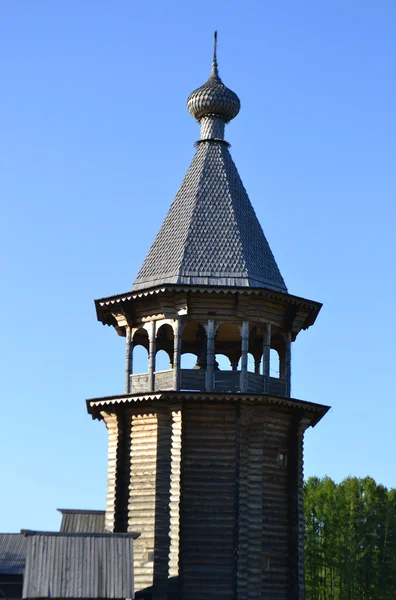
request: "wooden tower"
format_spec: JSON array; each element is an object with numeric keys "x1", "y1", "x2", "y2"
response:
[{"x1": 87, "y1": 34, "x2": 329, "y2": 600}]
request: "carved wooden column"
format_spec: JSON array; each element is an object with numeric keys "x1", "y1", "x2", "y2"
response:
[
  {"x1": 240, "y1": 321, "x2": 249, "y2": 392},
  {"x1": 284, "y1": 332, "x2": 292, "y2": 397},
  {"x1": 205, "y1": 320, "x2": 215, "y2": 392},
  {"x1": 173, "y1": 318, "x2": 181, "y2": 390},
  {"x1": 263, "y1": 323, "x2": 271, "y2": 393},
  {"x1": 254, "y1": 355, "x2": 261, "y2": 375},
  {"x1": 125, "y1": 326, "x2": 133, "y2": 393},
  {"x1": 148, "y1": 321, "x2": 157, "y2": 392}
]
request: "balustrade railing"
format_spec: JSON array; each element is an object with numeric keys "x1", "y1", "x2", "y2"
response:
[{"x1": 129, "y1": 369, "x2": 287, "y2": 395}]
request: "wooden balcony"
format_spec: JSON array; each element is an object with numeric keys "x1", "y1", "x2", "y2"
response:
[{"x1": 130, "y1": 369, "x2": 286, "y2": 396}]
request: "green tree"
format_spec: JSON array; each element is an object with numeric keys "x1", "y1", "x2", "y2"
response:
[{"x1": 304, "y1": 476, "x2": 396, "y2": 600}]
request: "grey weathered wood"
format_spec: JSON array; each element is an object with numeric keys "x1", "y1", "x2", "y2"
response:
[
  {"x1": 180, "y1": 369, "x2": 205, "y2": 391},
  {"x1": 148, "y1": 321, "x2": 156, "y2": 392},
  {"x1": 205, "y1": 320, "x2": 215, "y2": 392},
  {"x1": 269, "y1": 377, "x2": 287, "y2": 396},
  {"x1": 91, "y1": 47, "x2": 327, "y2": 599},
  {"x1": 285, "y1": 332, "x2": 292, "y2": 397},
  {"x1": 130, "y1": 373, "x2": 149, "y2": 393},
  {"x1": 128, "y1": 410, "x2": 158, "y2": 592},
  {"x1": 101, "y1": 412, "x2": 120, "y2": 533},
  {"x1": 168, "y1": 408, "x2": 182, "y2": 599},
  {"x1": 239, "y1": 320, "x2": 249, "y2": 392},
  {"x1": 173, "y1": 319, "x2": 181, "y2": 391},
  {"x1": 263, "y1": 323, "x2": 271, "y2": 392},
  {"x1": 93, "y1": 391, "x2": 328, "y2": 600},
  {"x1": 247, "y1": 372, "x2": 263, "y2": 393},
  {"x1": 179, "y1": 401, "x2": 238, "y2": 600},
  {"x1": 125, "y1": 326, "x2": 132, "y2": 393},
  {"x1": 154, "y1": 370, "x2": 173, "y2": 391}
]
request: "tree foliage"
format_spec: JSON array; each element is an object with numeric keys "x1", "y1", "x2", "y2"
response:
[{"x1": 304, "y1": 476, "x2": 396, "y2": 600}]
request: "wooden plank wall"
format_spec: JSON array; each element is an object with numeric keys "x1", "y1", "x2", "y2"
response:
[
  {"x1": 269, "y1": 378, "x2": 287, "y2": 396},
  {"x1": 180, "y1": 369, "x2": 205, "y2": 391},
  {"x1": 131, "y1": 374, "x2": 150, "y2": 393},
  {"x1": 247, "y1": 372, "x2": 264, "y2": 393},
  {"x1": 154, "y1": 371, "x2": 174, "y2": 391}
]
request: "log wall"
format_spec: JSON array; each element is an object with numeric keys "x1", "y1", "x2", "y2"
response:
[
  {"x1": 128, "y1": 409, "x2": 158, "y2": 594},
  {"x1": 178, "y1": 402, "x2": 238, "y2": 600},
  {"x1": 102, "y1": 398, "x2": 308, "y2": 600},
  {"x1": 101, "y1": 412, "x2": 120, "y2": 533}
]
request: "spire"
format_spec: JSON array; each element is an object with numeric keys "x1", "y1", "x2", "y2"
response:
[
  {"x1": 131, "y1": 35, "x2": 287, "y2": 294},
  {"x1": 211, "y1": 30, "x2": 219, "y2": 78}
]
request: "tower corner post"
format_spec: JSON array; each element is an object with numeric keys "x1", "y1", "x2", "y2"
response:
[
  {"x1": 148, "y1": 321, "x2": 157, "y2": 392},
  {"x1": 288, "y1": 416, "x2": 311, "y2": 599},
  {"x1": 285, "y1": 331, "x2": 292, "y2": 397},
  {"x1": 173, "y1": 318, "x2": 181, "y2": 390},
  {"x1": 125, "y1": 326, "x2": 133, "y2": 394}
]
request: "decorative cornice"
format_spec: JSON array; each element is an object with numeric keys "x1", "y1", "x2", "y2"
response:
[{"x1": 86, "y1": 390, "x2": 330, "y2": 427}]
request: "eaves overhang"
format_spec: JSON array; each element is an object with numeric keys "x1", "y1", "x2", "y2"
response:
[
  {"x1": 94, "y1": 284, "x2": 322, "y2": 331},
  {"x1": 86, "y1": 390, "x2": 329, "y2": 427}
]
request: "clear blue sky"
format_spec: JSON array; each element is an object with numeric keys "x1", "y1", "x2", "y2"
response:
[{"x1": 1, "y1": 1, "x2": 395, "y2": 532}]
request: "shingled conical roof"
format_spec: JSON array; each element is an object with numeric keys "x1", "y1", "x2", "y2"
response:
[{"x1": 132, "y1": 34, "x2": 287, "y2": 294}]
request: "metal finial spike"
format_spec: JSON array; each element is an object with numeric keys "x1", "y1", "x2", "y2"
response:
[
  {"x1": 211, "y1": 30, "x2": 219, "y2": 78},
  {"x1": 213, "y1": 31, "x2": 218, "y2": 63}
]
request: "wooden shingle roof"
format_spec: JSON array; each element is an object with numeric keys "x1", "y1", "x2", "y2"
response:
[
  {"x1": 132, "y1": 140, "x2": 287, "y2": 293},
  {"x1": 132, "y1": 43, "x2": 287, "y2": 294}
]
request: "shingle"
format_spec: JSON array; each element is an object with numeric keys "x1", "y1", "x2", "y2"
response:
[{"x1": 132, "y1": 140, "x2": 287, "y2": 293}]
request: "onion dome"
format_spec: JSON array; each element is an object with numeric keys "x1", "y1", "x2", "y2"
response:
[{"x1": 187, "y1": 31, "x2": 240, "y2": 124}]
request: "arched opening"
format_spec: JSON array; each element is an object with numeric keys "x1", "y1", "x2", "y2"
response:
[
  {"x1": 156, "y1": 349, "x2": 171, "y2": 371},
  {"x1": 156, "y1": 324, "x2": 174, "y2": 368},
  {"x1": 249, "y1": 325, "x2": 263, "y2": 374},
  {"x1": 180, "y1": 322, "x2": 207, "y2": 391},
  {"x1": 236, "y1": 352, "x2": 255, "y2": 372},
  {"x1": 270, "y1": 349, "x2": 281, "y2": 379},
  {"x1": 181, "y1": 353, "x2": 198, "y2": 369},
  {"x1": 181, "y1": 321, "x2": 207, "y2": 368},
  {"x1": 216, "y1": 353, "x2": 233, "y2": 371},
  {"x1": 132, "y1": 328, "x2": 149, "y2": 373},
  {"x1": 215, "y1": 323, "x2": 241, "y2": 370},
  {"x1": 270, "y1": 334, "x2": 285, "y2": 379}
]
